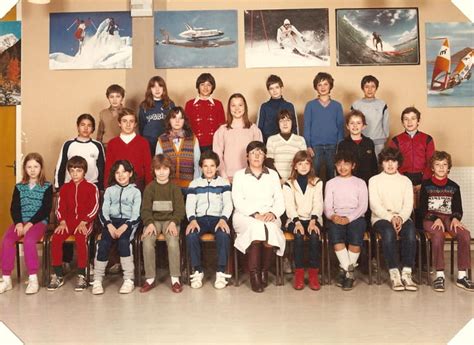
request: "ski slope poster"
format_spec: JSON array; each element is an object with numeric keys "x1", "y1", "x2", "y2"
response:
[
  {"x1": 49, "y1": 12, "x2": 132, "y2": 70},
  {"x1": 0, "y1": 21, "x2": 21, "y2": 106},
  {"x1": 426, "y1": 23, "x2": 473, "y2": 107},
  {"x1": 244, "y1": 9, "x2": 329, "y2": 68},
  {"x1": 154, "y1": 10, "x2": 237, "y2": 69},
  {"x1": 336, "y1": 8, "x2": 420, "y2": 66}
]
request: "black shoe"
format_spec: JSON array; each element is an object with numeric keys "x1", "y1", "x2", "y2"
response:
[
  {"x1": 456, "y1": 276, "x2": 474, "y2": 291},
  {"x1": 432, "y1": 276, "x2": 445, "y2": 292},
  {"x1": 342, "y1": 270, "x2": 355, "y2": 291},
  {"x1": 336, "y1": 269, "x2": 345, "y2": 287}
]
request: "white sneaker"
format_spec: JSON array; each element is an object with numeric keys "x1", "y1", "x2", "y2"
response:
[
  {"x1": 25, "y1": 278, "x2": 39, "y2": 295},
  {"x1": 214, "y1": 272, "x2": 232, "y2": 289},
  {"x1": 92, "y1": 281, "x2": 104, "y2": 295},
  {"x1": 389, "y1": 269, "x2": 405, "y2": 291},
  {"x1": 119, "y1": 279, "x2": 135, "y2": 294},
  {"x1": 190, "y1": 271, "x2": 204, "y2": 289},
  {"x1": 0, "y1": 280, "x2": 13, "y2": 294},
  {"x1": 401, "y1": 270, "x2": 418, "y2": 291}
]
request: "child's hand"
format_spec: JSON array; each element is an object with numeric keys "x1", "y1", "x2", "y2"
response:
[
  {"x1": 23, "y1": 222, "x2": 33, "y2": 234},
  {"x1": 307, "y1": 147, "x2": 315, "y2": 158},
  {"x1": 308, "y1": 219, "x2": 320, "y2": 235},
  {"x1": 450, "y1": 218, "x2": 466, "y2": 233},
  {"x1": 431, "y1": 219, "x2": 445, "y2": 232},
  {"x1": 215, "y1": 219, "x2": 230, "y2": 234},
  {"x1": 107, "y1": 224, "x2": 117, "y2": 239},
  {"x1": 142, "y1": 223, "x2": 157, "y2": 239},
  {"x1": 339, "y1": 217, "x2": 350, "y2": 225},
  {"x1": 262, "y1": 212, "x2": 276, "y2": 222},
  {"x1": 55, "y1": 221, "x2": 68, "y2": 235},
  {"x1": 14, "y1": 223, "x2": 24, "y2": 236},
  {"x1": 74, "y1": 221, "x2": 88, "y2": 235},
  {"x1": 166, "y1": 222, "x2": 178, "y2": 237},
  {"x1": 293, "y1": 221, "x2": 304, "y2": 235},
  {"x1": 115, "y1": 224, "x2": 128, "y2": 238},
  {"x1": 391, "y1": 216, "x2": 402, "y2": 233},
  {"x1": 186, "y1": 220, "x2": 200, "y2": 235}
]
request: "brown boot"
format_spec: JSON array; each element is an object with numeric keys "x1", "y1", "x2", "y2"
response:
[
  {"x1": 261, "y1": 245, "x2": 274, "y2": 288},
  {"x1": 308, "y1": 268, "x2": 321, "y2": 290},
  {"x1": 247, "y1": 242, "x2": 263, "y2": 293}
]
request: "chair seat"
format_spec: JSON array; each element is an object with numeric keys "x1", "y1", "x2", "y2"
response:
[
  {"x1": 157, "y1": 233, "x2": 166, "y2": 241},
  {"x1": 16, "y1": 236, "x2": 45, "y2": 243},
  {"x1": 200, "y1": 233, "x2": 215, "y2": 241}
]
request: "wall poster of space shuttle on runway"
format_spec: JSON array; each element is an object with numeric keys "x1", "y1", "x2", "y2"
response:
[
  {"x1": 426, "y1": 23, "x2": 473, "y2": 107},
  {"x1": 49, "y1": 12, "x2": 132, "y2": 70},
  {"x1": 336, "y1": 8, "x2": 420, "y2": 66},
  {"x1": 244, "y1": 9, "x2": 330, "y2": 68},
  {"x1": 154, "y1": 10, "x2": 237, "y2": 68}
]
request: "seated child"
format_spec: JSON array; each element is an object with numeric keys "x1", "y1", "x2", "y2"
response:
[
  {"x1": 140, "y1": 154, "x2": 185, "y2": 293},
  {"x1": 324, "y1": 151, "x2": 368, "y2": 290},
  {"x1": 420, "y1": 151, "x2": 473, "y2": 292},
  {"x1": 185, "y1": 151, "x2": 233, "y2": 289},
  {"x1": 92, "y1": 160, "x2": 141, "y2": 295},
  {"x1": 369, "y1": 147, "x2": 417, "y2": 292},
  {"x1": 48, "y1": 156, "x2": 99, "y2": 291}
]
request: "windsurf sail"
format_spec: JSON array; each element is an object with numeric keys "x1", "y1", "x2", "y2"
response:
[
  {"x1": 450, "y1": 51, "x2": 473, "y2": 85},
  {"x1": 430, "y1": 38, "x2": 451, "y2": 91}
]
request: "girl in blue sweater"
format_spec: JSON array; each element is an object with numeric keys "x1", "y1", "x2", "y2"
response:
[{"x1": 92, "y1": 160, "x2": 141, "y2": 295}]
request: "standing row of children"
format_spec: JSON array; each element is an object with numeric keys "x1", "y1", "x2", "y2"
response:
[{"x1": 0, "y1": 71, "x2": 472, "y2": 295}]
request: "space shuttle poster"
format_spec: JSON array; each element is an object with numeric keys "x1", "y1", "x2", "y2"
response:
[{"x1": 154, "y1": 10, "x2": 238, "y2": 68}]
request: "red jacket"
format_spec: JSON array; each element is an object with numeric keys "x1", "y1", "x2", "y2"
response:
[
  {"x1": 56, "y1": 179, "x2": 99, "y2": 232},
  {"x1": 105, "y1": 134, "x2": 152, "y2": 191},
  {"x1": 185, "y1": 97, "x2": 225, "y2": 147},
  {"x1": 389, "y1": 131, "x2": 435, "y2": 182}
]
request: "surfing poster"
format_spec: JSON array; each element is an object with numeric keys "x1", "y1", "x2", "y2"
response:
[
  {"x1": 426, "y1": 23, "x2": 473, "y2": 108},
  {"x1": 244, "y1": 9, "x2": 329, "y2": 68},
  {"x1": 336, "y1": 8, "x2": 420, "y2": 66},
  {"x1": 49, "y1": 12, "x2": 132, "y2": 70},
  {"x1": 0, "y1": 21, "x2": 21, "y2": 106},
  {"x1": 154, "y1": 10, "x2": 237, "y2": 68}
]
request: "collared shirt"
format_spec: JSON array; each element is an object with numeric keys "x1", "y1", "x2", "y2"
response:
[
  {"x1": 244, "y1": 166, "x2": 269, "y2": 180},
  {"x1": 193, "y1": 95, "x2": 215, "y2": 105}
]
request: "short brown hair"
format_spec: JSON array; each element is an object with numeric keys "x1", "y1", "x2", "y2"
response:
[
  {"x1": 67, "y1": 156, "x2": 88, "y2": 174},
  {"x1": 195, "y1": 73, "x2": 216, "y2": 93},
  {"x1": 277, "y1": 109, "x2": 293, "y2": 123},
  {"x1": 76, "y1": 113, "x2": 96, "y2": 132},
  {"x1": 378, "y1": 147, "x2": 403, "y2": 167},
  {"x1": 164, "y1": 106, "x2": 193, "y2": 138},
  {"x1": 345, "y1": 110, "x2": 367, "y2": 126},
  {"x1": 401, "y1": 106, "x2": 421, "y2": 122},
  {"x1": 430, "y1": 151, "x2": 452, "y2": 170},
  {"x1": 21, "y1": 152, "x2": 47, "y2": 186},
  {"x1": 117, "y1": 107, "x2": 137, "y2": 123},
  {"x1": 106, "y1": 84, "x2": 125, "y2": 98},
  {"x1": 108, "y1": 160, "x2": 136, "y2": 186},
  {"x1": 313, "y1": 72, "x2": 334, "y2": 91},
  {"x1": 266, "y1": 74, "x2": 283, "y2": 89},
  {"x1": 199, "y1": 150, "x2": 220, "y2": 168},
  {"x1": 360, "y1": 75, "x2": 379, "y2": 89},
  {"x1": 151, "y1": 154, "x2": 174, "y2": 178}
]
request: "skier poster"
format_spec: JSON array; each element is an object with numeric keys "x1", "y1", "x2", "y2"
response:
[
  {"x1": 336, "y1": 8, "x2": 420, "y2": 66},
  {"x1": 0, "y1": 21, "x2": 21, "y2": 106},
  {"x1": 426, "y1": 23, "x2": 473, "y2": 108},
  {"x1": 244, "y1": 9, "x2": 329, "y2": 68},
  {"x1": 49, "y1": 12, "x2": 132, "y2": 70}
]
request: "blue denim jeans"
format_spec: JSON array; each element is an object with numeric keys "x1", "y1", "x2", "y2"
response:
[
  {"x1": 312, "y1": 144, "x2": 336, "y2": 181},
  {"x1": 327, "y1": 217, "x2": 366, "y2": 247},
  {"x1": 186, "y1": 216, "x2": 231, "y2": 272},
  {"x1": 96, "y1": 218, "x2": 137, "y2": 261},
  {"x1": 287, "y1": 220, "x2": 321, "y2": 269},
  {"x1": 373, "y1": 219, "x2": 416, "y2": 269}
]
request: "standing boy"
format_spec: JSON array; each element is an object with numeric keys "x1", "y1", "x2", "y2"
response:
[{"x1": 96, "y1": 84, "x2": 125, "y2": 149}]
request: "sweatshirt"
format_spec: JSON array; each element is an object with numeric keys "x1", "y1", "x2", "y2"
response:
[
  {"x1": 141, "y1": 180, "x2": 185, "y2": 225},
  {"x1": 351, "y1": 98, "x2": 389, "y2": 145},
  {"x1": 324, "y1": 176, "x2": 368, "y2": 222}
]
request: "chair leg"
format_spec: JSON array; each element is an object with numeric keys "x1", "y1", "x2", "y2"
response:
[
  {"x1": 426, "y1": 238, "x2": 432, "y2": 286},
  {"x1": 376, "y1": 236, "x2": 381, "y2": 285},
  {"x1": 16, "y1": 242, "x2": 21, "y2": 283},
  {"x1": 186, "y1": 243, "x2": 191, "y2": 286},
  {"x1": 367, "y1": 235, "x2": 372, "y2": 285},
  {"x1": 137, "y1": 240, "x2": 142, "y2": 287},
  {"x1": 326, "y1": 234, "x2": 331, "y2": 285},
  {"x1": 320, "y1": 237, "x2": 325, "y2": 286},
  {"x1": 417, "y1": 235, "x2": 422, "y2": 285},
  {"x1": 450, "y1": 239, "x2": 454, "y2": 277},
  {"x1": 234, "y1": 247, "x2": 239, "y2": 287}
]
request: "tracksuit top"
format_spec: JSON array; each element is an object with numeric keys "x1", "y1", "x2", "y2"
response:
[{"x1": 99, "y1": 183, "x2": 142, "y2": 229}]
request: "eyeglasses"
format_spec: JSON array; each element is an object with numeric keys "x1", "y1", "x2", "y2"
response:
[{"x1": 249, "y1": 149, "x2": 265, "y2": 156}]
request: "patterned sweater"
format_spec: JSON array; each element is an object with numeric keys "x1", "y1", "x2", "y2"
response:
[
  {"x1": 420, "y1": 177, "x2": 463, "y2": 221},
  {"x1": 10, "y1": 182, "x2": 53, "y2": 224}
]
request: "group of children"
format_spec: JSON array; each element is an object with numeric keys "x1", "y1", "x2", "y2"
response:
[{"x1": 0, "y1": 72, "x2": 472, "y2": 296}]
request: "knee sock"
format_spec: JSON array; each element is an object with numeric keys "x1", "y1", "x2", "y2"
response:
[
  {"x1": 458, "y1": 271, "x2": 466, "y2": 279},
  {"x1": 348, "y1": 251, "x2": 360, "y2": 267},
  {"x1": 146, "y1": 278, "x2": 155, "y2": 285},
  {"x1": 53, "y1": 266, "x2": 64, "y2": 277},
  {"x1": 171, "y1": 276, "x2": 180, "y2": 284},
  {"x1": 335, "y1": 248, "x2": 350, "y2": 271},
  {"x1": 94, "y1": 260, "x2": 108, "y2": 282},
  {"x1": 120, "y1": 256, "x2": 135, "y2": 281},
  {"x1": 2, "y1": 275, "x2": 11, "y2": 284},
  {"x1": 436, "y1": 271, "x2": 445, "y2": 278},
  {"x1": 77, "y1": 268, "x2": 86, "y2": 276}
]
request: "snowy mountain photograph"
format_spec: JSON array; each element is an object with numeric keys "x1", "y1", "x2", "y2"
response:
[
  {"x1": 244, "y1": 9, "x2": 329, "y2": 68},
  {"x1": 336, "y1": 8, "x2": 419, "y2": 66},
  {"x1": 0, "y1": 21, "x2": 21, "y2": 106},
  {"x1": 49, "y1": 11, "x2": 132, "y2": 70}
]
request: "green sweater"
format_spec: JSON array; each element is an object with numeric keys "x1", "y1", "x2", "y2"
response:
[{"x1": 141, "y1": 180, "x2": 185, "y2": 225}]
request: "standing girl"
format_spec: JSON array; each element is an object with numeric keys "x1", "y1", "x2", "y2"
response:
[
  {"x1": 93, "y1": 160, "x2": 141, "y2": 295},
  {"x1": 138, "y1": 76, "x2": 175, "y2": 155},
  {"x1": 282, "y1": 150, "x2": 323, "y2": 290},
  {"x1": 0, "y1": 153, "x2": 53, "y2": 295},
  {"x1": 155, "y1": 106, "x2": 201, "y2": 189},
  {"x1": 213, "y1": 93, "x2": 263, "y2": 182}
]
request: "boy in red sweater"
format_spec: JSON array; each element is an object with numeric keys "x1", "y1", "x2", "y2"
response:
[
  {"x1": 48, "y1": 156, "x2": 99, "y2": 291},
  {"x1": 104, "y1": 108, "x2": 152, "y2": 191},
  {"x1": 185, "y1": 73, "x2": 225, "y2": 153}
]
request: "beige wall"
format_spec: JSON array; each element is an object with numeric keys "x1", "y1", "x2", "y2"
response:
[{"x1": 21, "y1": 0, "x2": 473, "y2": 180}]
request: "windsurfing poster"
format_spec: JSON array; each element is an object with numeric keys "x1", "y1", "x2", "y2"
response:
[
  {"x1": 336, "y1": 8, "x2": 420, "y2": 66},
  {"x1": 426, "y1": 23, "x2": 473, "y2": 107},
  {"x1": 0, "y1": 21, "x2": 21, "y2": 106},
  {"x1": 244, "y1": 9, "x2": 330, "y2": 68},
  {"x1": 49, "y1": 12, "x2": 132, "y2": 70},
  {"x1": 154, "y1": 10, "x2": 237, "y2": 69}
]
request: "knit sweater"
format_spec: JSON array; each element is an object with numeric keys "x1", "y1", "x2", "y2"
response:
[
  {"x1": 283, "y1": 177, "x2": 323, "y2": 225},
  {"x1": 257, "y1": 97, "x2": 298, "y2": 143},
  {"x1": 96, "y1": 107, "x2": 121, "y2": 146},
  {"x1": 185, "y1": 97, "x2": 225, "y2": 148},
  {"x1": 324, "y1": 176, "x2": 368, "y2": 222},
  {"x1": 266, "y1": 133, "x2": 307, "y2": 181},
  {"x1": 99, "y1": 183, "x2": 142, "y2": 229},
  {"x1": 141, "y1": 180, "x2": 185, "y2": 225},
  {"x1": 10, "y1": 182, "x2": 53, "y2": 224},
  {"x1": 303, "y1": 99, "x2": 344, "y2": 147},
  {"x1": 351, "y1": 98, "x2": 389, "y2": 145},
  {"x1": 212, "y1": 123, "x2": 263, "y2": 179},
  {"x1": 336, "y1": 135, "x2": 378, "y2": 184},
  {"x1": 420, "y1": 177, "x2": 463, "y2": 221},
  {"x1": 186, "y1": 176, "x2": 233, "y2": 221},
  {"x1": 369, "y1": 172, "x2": 414, "y2": 225}
]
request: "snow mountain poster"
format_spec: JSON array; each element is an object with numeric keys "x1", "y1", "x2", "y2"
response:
[
  {"x1": 154, "y1": 10, "x2": 237, "y2": 68},
  {"x1": 426, "y1": 22, "x2": 473, "y2": 108},
  {"x1": 0, "y1": 21, "x2": 21, "y2": 106},
  {"x1": 244, "y1": 9, "x2": 329, "y2": 68},
  {"x1": 336, "y1": 8, "x2": 420, "y2": 66},
  {"x1": 49, "y1": 12, "x2": 132, "y2": 70}
]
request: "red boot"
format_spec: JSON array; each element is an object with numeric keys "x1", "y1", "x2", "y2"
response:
[
  {"x1": 293, "y1": 268, "x2": 305, "y2": 290},
  {"x1": 308, "y1": 268, "x2": 320, "y2": 290}
]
